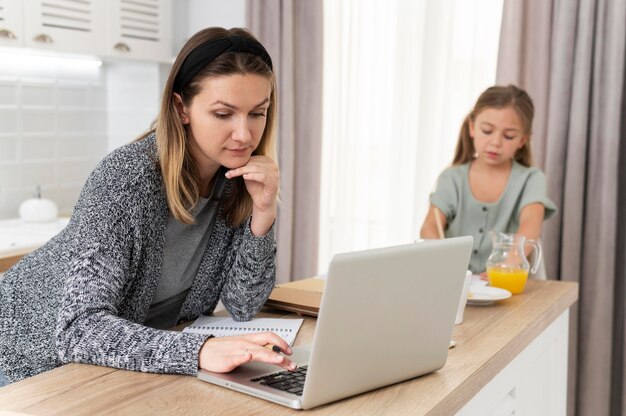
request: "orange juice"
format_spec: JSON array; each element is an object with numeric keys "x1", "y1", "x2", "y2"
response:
[{"x1": 487, "y1": 267, "x2": 529, "y2": 294}]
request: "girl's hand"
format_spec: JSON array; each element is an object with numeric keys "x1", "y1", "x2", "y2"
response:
[
  {"x1": 198, "y1": 332, "x2": 295, "y2": 373},
  {"x1": 225, "y1": 156, "x2": 279, "y2": 236}
]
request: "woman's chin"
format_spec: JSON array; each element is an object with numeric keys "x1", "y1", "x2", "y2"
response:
[{"x1": 222, "y1": 157, "x2": 251, "y2": 170}]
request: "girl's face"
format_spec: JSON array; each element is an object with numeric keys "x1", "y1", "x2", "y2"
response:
[
  {"x1": 176, "y1": 73, "x2": 272, "y2": 175},
  {"x1": 469, "y1": 106, "x2": 528, "y2": 167}
]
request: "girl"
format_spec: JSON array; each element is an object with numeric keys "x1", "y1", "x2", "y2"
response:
[
  {"x1": 0, "y1": 27, "x2": 295, "y2": 386},
  {"x1": 420, "y1": 85, "x2": 556, "y2": 274}
]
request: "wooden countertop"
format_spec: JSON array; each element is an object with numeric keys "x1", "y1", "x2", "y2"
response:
[{"x1": 0, "y1": 280, "x2": 578, "y2": 415}]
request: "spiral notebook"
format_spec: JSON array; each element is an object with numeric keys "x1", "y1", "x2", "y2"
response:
[{"x1": 183, "y1": 316, "x2": 304, "y2": 346}]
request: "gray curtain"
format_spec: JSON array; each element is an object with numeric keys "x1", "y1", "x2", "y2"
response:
[
  {"x1": 246, "y1": 1, "x2": 323, "y2": 283},
  {"x1": 497, "y1": 0, "x2": 626, "y2": 415}
]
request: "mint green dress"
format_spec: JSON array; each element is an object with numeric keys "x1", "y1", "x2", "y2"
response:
[{"x1": 430, "y1": 161, "x2": 557, "y2": 273}]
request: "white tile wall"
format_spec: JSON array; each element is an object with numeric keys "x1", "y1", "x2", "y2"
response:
[
  {"x1": 0, "y1": 83, "x2": 18, "y2": 105},
  {"x1": 22, "y1": 83, "x2": 55, "y2": 107},
  {"x1": 106, "y1": 62, "x2": 159, "y2": 151},
  {"x1": 0, "y1": 52, "x2": 165, "y2": 220},
  {"x1": 21, "y1": 135, "x2": 57, "y2": 161},
  {"x1": 0, "y1": 56, "x2": 107, "y2": 219},
  {"x1": 58, "y1": 86, "x2": 90, "y2": 108},
  {"x1": 0, "y1": 109, "x2": 19, "y2": 133},
  {"x1": 0, "y1": 137, "x2": 18, "y2": 162}
]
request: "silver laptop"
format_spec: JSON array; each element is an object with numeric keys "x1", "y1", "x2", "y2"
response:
[{"x1": 197, "y1": 236, "x2": 473, "y2": 409}]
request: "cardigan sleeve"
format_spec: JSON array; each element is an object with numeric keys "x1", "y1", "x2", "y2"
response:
[
  {"x1": 55, "y1": 155, "x2": 210, "y2": 375},
  {"x1": 220, "y1": 217, "x2": 277, "y2": 321}
]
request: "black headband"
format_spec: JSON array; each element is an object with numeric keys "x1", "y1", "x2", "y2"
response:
[{"x1": 173, "y1": 35, "x2": 273, "y2": 93}]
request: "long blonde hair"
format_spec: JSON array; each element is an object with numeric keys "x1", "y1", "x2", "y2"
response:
[
  {"x1": 453, "y1": 84, "x2": 534, "y2": 167},
  {"x1": 137, "y1": 27, "x2": 277, "y2": 226}
]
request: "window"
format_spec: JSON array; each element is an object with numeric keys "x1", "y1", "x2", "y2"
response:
[{"x1": 319, "y1": 0, "x2": 503, "y2": 271}]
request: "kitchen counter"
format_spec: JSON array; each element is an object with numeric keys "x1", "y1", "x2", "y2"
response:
[
  {"x1": 0, "y1": 217, "x2": 69, "y2": 272},
  {"x1": 0, "y1": 280, "x2": 578, "y2": 415}
]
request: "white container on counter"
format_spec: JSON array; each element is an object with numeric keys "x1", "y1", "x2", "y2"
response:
[{"x1": 18, "y1": 186, "x2": 59, "y2": 223}]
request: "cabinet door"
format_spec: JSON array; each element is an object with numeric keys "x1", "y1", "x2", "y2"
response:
[
  {"x1": 107, "y1": 0, "x2": 172, "y2": 62},
  {"x1": 0, "y1": 0, "x2": 24, "y2": 48},
  {"x1": 23, "y1": 0, "x2": 105, "y2": 55}
]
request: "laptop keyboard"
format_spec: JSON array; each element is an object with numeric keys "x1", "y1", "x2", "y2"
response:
[{"x1": 250, "y1": 365, "x2": 308, "y2": 396}]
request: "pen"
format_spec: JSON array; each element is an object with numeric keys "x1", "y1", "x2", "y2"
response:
[{"x1": 265, "y1": 344, "x2": 283, "y2": 353}]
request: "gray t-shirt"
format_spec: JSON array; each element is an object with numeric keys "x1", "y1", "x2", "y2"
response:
[
  {"x1": 430, "y1": 161, "x2": 557, "y2": 273},
  {"x1": 145, "y1": 172, "x2": 226, "y2": 329}
]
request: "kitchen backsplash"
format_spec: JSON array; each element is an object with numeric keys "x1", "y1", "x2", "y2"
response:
[{"x1": 0, "y1": 55, "x2": 161, "y2": 219}]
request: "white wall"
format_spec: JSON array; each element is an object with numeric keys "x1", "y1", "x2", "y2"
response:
[
  {"x1": 0, "y1": 1, "x2": 246, "y2": 219},
  {"x1": 106, "y1": 63, "x2": 160, "y2": 152},
  {"x1": 0, "y1": 52, "x2": 163, "y2": 220},
  {"x1": 187, "y1": 0, "x2": 246, "y2": 36},
  {"x1": 0, "y1": 52, "x2": 107, "y2": 218}
]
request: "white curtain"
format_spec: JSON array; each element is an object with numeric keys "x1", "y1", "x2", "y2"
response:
[{"x1": 319, "y1": 0, "x2": 504, "y2": 272}]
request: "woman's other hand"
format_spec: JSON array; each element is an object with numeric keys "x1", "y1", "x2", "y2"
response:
[
  {"x1": 225, "y1": 155, "x2": 279, "y2": 236},
  {"x1": 198, "y1": 332, "x2": 294, "y2": 373}
]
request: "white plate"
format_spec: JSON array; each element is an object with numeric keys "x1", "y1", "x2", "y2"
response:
[{"x1": 467, "y1": 286, "x2": 512, "y2": 305}]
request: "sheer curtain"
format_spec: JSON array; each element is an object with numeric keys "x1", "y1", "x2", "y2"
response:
[{"x1": 318, "y1": 0, "x2": 504, "y2": 271}]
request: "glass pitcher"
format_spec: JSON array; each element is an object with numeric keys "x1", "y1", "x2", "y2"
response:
[{"x1": 485, "y1": 232, "x2": 542, "y2": 294}]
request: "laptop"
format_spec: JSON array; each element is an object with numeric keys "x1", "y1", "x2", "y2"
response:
[{"x1": 197, "y1": 236, "x2": 473, "y2": 409}]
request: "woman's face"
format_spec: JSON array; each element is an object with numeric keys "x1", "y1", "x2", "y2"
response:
[
  {"x1": 177, "y1": 73, "x2": 272, "y2": 175},
  {"x1": 469, "y1": 106, "x2": 527, "y2": 167}
]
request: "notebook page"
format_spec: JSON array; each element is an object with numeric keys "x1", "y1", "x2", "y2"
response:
[{"x1": 183, "y1": 316, "x2": 304, "y2": 346}]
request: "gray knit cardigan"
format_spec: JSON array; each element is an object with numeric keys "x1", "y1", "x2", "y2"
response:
[{"x1": 0, "y1": 135, "x2": 277, "y2": 383}]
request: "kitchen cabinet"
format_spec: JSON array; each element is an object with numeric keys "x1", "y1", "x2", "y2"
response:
[
  {"x1": 458, "y1": 310, "x2": 569, "y2": 415},
  {"x1": 0, "y1": 0, "x2": 23, "y2": 48},
  {"x1": 22, "y1": 0, "x2": 105, "y2": 55},
  {"x1": 105, "y1": 0, "x2": 172, "y2": 62},
  {"x1": 0, "y1": 0, "x2": 173, "y2": 62}
]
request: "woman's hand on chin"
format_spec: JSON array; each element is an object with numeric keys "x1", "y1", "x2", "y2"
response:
[{"x1": 225, "y1": 156, "x2": 279, "y2": 236}]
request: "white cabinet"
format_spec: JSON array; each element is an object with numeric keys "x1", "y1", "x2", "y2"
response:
[
  {"x1": 0, "y1": 0, "x2": 172, "y2": 61},
  {"x1": 22, "y1": 0, "x2": 105, "y2": 55},
  {"x1": 457, "y1": 310, "x2": 569, "y2": 416},
  {"x1": 106, "y1": 0, "x2": 172, "y2": 62},
  {"x1": 0, "y1": 0, "x2": 23, "y2": 48}
]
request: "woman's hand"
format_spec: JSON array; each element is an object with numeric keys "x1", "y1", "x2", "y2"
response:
[
  {"x1": 225, "y1": 155, "x2": 279, "y2": 236},
  {"x1": 198, "y1": 332, "x2": 295, "y2": 373}
]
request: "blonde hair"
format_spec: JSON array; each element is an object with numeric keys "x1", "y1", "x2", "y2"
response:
[
  {"x1": 137, "y1": 27, "x2": 277, "y2": 226},
  {"x1": 453, "y1": 84, "x2": 534, "y2": 167}
]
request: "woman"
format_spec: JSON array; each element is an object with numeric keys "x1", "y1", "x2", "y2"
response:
[{"x1": 0, "y1": 27, "x2": 294, "y2": 386}]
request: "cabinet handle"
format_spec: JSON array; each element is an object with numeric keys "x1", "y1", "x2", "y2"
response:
[
  {"x1": 114, "y1": 42, "x2": 131, "y2": 53},
  {"x1": 34, "y1": 33, "x2": 54, "y2": 44},
  {"x1": 0, "y1": 29, "x2": 17, "y2": 39}
]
